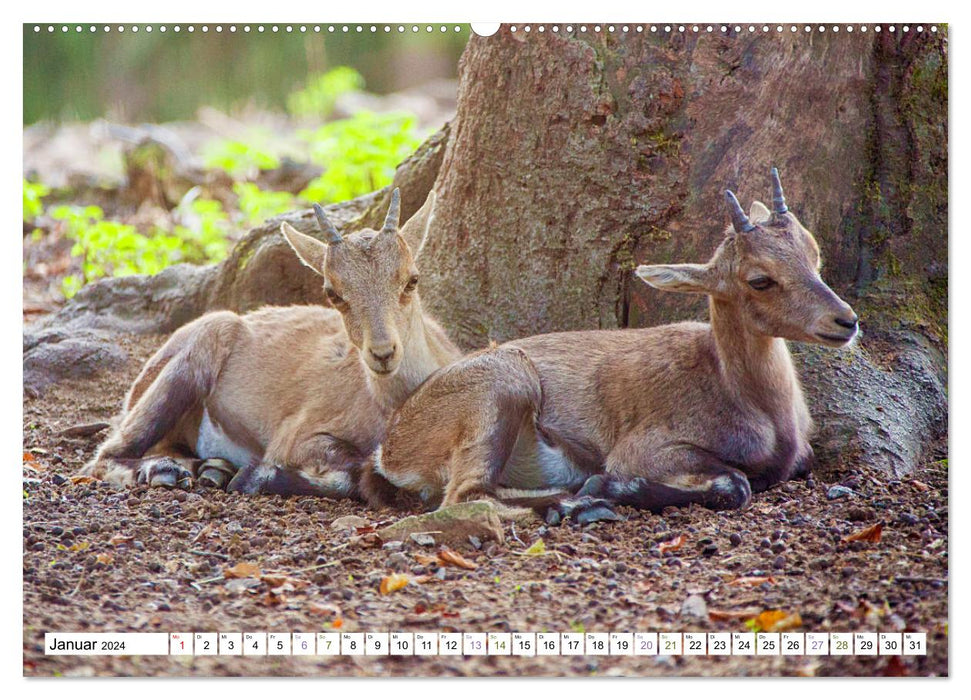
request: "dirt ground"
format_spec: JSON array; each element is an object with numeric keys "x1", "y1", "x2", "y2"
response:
[{"x1": 22, "y1": 333, "x2": 949, "y2": 678}]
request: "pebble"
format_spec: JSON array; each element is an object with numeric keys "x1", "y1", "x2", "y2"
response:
[
  {"x1": 729, "y1": 533, "x2": 742, "y2": 547},
  {"x1": 759, "y1": 538, "x2": 772, "y2": 549},
  {"x1": 772, "y1": 555, "x2": 786, "y2": 569},
  {"x1": 381, "y1": 541, "x2": 404, "y2": 551},
  {"x1": 434, "y1": 567, "x2": 447, "y2": 581},
  {"x1": 468, "y1": 536, "x2": 482, "y2": 551},
  {"x1": 72, "y1": 526, "x2": 86, "y2": 536},
  {"x1": 826, "y1": 485, "x2": 855, "y2": 500},
  {"x1": 771, "y1": 530, "x2": 784, "y2": 541},
  {"x1": 680, "y1": 594, "x2": 708, "y2": 619},
  {"x1": 52, "y1": 474, "x2": 67, "y2": 486},
  {"x1": 702, "y1": 544, "x2": 718, "y2": 557},
  {"x1": 410, "y1": 533, "x2": 436, "y2": 547},
  {"x1": 50, "y1": 526, "x2": 64, "y2": 536},
  {"x1": 771, "y1": 542, "x2": 786, "y2": 554},
  {"x1": 330, "y1": 515, "x2": 368, "y2": 531},
  {"x1": 385, "y1": 553, "x2": 410, "y2": 571},
  {"x1": 898, "y1": 512, "x2": 920, "y2": 526}
]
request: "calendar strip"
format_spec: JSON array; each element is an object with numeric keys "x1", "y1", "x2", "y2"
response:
[{"x1": 45, "y1": 632, "x2": 927, "y2": 657}]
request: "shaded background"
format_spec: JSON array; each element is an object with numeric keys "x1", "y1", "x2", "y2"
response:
[{"x1": 23, "y1": 24, "x2": 467, "y2": 124}]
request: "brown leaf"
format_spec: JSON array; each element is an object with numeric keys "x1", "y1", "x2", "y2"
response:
[
  {"x1": 261, "y1": 573, "x2": 311, "y2": 589},
  {"x1": 108, "y1": 534, "x2": 134, "y2": 547},
  {"x1": 23, "y1": 451, "x2": 37, "y2": 463},
  {"x1": 414, "y1": 553, "x2": 440, "y2": 566},
  {"x1": 883, "y1": 656, "x2": 909, "y2": 677},
  {"x1": 727, "y1": 575, "x2": 777, "y2": 587},
  {"x1": 748, "y1": 609, "x2": 803, "y2": 632},
  {"x1": 437, "y1": 548, "x2": 478, "y2": 570},
  {"x1": 307, "y1": 602, "x2": 342, "y2": 617},
  {"x1": 70, "y1": 475, "x2": 97, "y2": 485},
  {"x1": 843, "y1": 522, "x2": 884, "y2": 543},
  {"x1": 910, "y1": 480, "x2": 930, "y2": 492},
  {"x1": 658, "y1": 534, "x2": 685, "y2": 554},
  {"x1": 708, "y1": 607, "x2": 763, "y2": 621},
  {"x1": 95, "y1": 552, "x2": 114, "y2": 566},
  {"x1": 379, "y1": 573, "x2": 410, "y2": 595},
  {"x1": 224, "y1": 561, "x2": 262, "y2": 579}
]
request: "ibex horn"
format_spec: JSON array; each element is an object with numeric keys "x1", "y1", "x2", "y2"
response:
[
  {"x1": 382, "y1": 187, "x2": 402, "y2": 234},
  {"x1": 771, "y1": 167, "x2": 788, "y2": 216},
  {"x1": 725, "y1": 190, "x2": 756, "y2": 233},
  {"x1": 313, "y1": 203, "x2": 343, "y2": 245}
]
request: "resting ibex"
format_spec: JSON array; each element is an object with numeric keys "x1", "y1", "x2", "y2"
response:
[
  {"x1": 82, "y1": 189, "x2": 461, "y2": 497},
  {"x1": 365, "y1": 170, "x2": 858, "y2": 522}
]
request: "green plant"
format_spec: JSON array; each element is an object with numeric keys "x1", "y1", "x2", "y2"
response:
[
  {"x1": 286, "y1": 66, "x2": 364, "y2": 119},
  {"x1": 172, "y1": 197, "x2": 232, "y2": 263},
  {"x1": 298, "y1": 111, "x2": 423, "y2": 204},
  {"x1": 23, "y1": 178, "x2": 50, "y2": 222},
  {"x1": 52, "y1": 205, "x2": 184, "y2": 298},
  {"x1": 203, "y1": 132, "x2": 280, "y2": 179},
  {"x1": 234, "y1": 182, "x2": 296, "y2": 226}
]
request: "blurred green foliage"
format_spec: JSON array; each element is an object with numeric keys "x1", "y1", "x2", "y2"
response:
[
  {"x1": 203, "y1": 136, "x2": 280, "y2": 179},
  {"x1": 287, "y1": 66, "x2": 364, "y2": 118},
  {"x1": 23, "y1": 27, "x2": 467, "y2": 124},
  {"x1": 50, "y1": 199, "x2": 232, "y2": 298},
  {"x1": 23, "y1": 179, "x2": 50, "y2": 222},
  {"x1": 234, "y1": 182, "x2": 296, "y2": 226},
  {"x1": 298, "y1": 111, "x2": 423, "y2": 203}
]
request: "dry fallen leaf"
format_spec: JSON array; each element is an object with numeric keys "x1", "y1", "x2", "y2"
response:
[
  {"x1": 708, "y1": 608, "x2": 763, "y2": 622},
  {"x1": 437, "y1": 548, "x2": 478, "y2": 570},
  {"x1": 522, "y1": 539, "x2": 546, "y2": 556},
  {"x1": 843, "y1": 522, "x2": 884, "y2": 543},
  {"x1": 23, "y1": 451, "x2": 37, "y2": 463},
  {"x1": 261, "y1": 573, "x2": 311, "y2": 589},
  {"x1": 727, "y1": 575, "x2": 777, "y2": 587},
  {"x1": 379, "y1": 573, "x2": 410, "y2": 595},
  {"x1": 307, "y1": 602, "x2": 342, "y2": 617},
  {"x1": 658, "y1": 534, "x2": 685, "y2": 554},
  {"x1": 748, "y1": 609, "x2": 803, "y2": 632},
  {"x1": 95, "y1": 552, "x2": 114, "y2": 566},
  {"x1": 910, "y1": 480, "x2": 930, "y2": 492},
  {"x1": 108, "y1": 535, "x2": 134, "y2": 547},
  {"x1": 70, "y1": 475, "x2": 97, "y2": 485},
  {"x1": 224, "y1": 561, "x2": 262, "y2": 579}
]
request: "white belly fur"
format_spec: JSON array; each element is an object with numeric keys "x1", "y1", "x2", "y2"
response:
[
  {"x1": 500, "y1": 429, "x2": 588, "y2": 491},
  {"x1": 196, "y1": 408, "x2": 259, "y2": 467}
]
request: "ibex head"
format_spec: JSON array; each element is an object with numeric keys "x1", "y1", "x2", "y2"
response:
[
  {"x1": 281, "y1": 188, "x2": 435, "y2": 376},
  {"x1": 636, "y1": 168, "x2": 858, "y2": 347}
]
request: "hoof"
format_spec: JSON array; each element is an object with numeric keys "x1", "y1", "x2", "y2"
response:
[
  {"x1": 545, "y1": 495, "x2": 624, "y2": 527},
  {"x1": 137, "y1": 457, "x2": 193, "y2": 490},
  {"x1": 197, "y1": 459, "x2": 236, "y2": 490}
]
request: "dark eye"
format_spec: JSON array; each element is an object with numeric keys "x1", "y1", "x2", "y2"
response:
[
  {"x1": 748, "y1": 276, "x2": 776, "y2": 291},
  {"x1": 325, "y1": 287, "x2": 346, "y2": 306},
  {"x1": 404, "y1": 275, "x2": 419, "y2": 293}
]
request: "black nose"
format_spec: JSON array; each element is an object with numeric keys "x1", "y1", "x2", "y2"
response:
[
  {"x1": 834, "y1": 314, "x2": 858, "y2": 330},
  {"x1": 370, "y1": 346, "x2": 396, "y2": 362}
]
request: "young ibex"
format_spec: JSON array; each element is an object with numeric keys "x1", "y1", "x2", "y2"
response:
[
  {"x1": 366, "y1": 170, "x2": 859, "y2": 522},
  {"x1": 82, "y1": 189, "x2": 461, "y2": 497}
]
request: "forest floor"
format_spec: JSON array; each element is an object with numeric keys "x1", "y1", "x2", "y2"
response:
[{"x1": 22, "y1": 333, "x2": 949, "y2": 678}]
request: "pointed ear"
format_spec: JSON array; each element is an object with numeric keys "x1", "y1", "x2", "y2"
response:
[
  {"x1": 281, "y1": 222, "x2": 328, "y2": 277},
  {"x1": 635, "y1": 263, "x2": 714, "y2": 294},
  {"x1": 749, "y1": 201, "x2": 771, "y2": 224},
  {"x1": 399, "y1": 190, "x2": 436, "y2": 259}
]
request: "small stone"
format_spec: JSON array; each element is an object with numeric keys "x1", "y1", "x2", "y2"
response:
[
  {"x1": 771, "y1": 530, "x2": 784, "y2": 542},
  {"x1": 224, "y1": 578, "x2": 261, "y2": 593},
  {"x1": 435, "y1": 567, "x2": 447, "y2": 581},
  {"x1": 468, "y1": 535, "x2": 482, "y2": 551},
  {"x1": 31, "y1": 542, "x2": 44, "y2": 551},
  {"x1": 772, "y1": 555, "x2": 786, "y2": 569},
  {"x1": 410, "y1": 533, "x2": 436, "y2": 547},
  {"x1": 759, "y1": 538, "x2": 772, "y2": 549},
  {"x1": 72, "y1": 526, "x2": 87, "y2": 536},
  {"x1": 771, "y1": 542, "x2": 786, "y2": 554},
  {"x1": 149, "y1": 505, "x2": 162, "y2": 518},
  {"x1": 50, "y1": 526, "x2": 64, "y2": 536},
  {"x1": 133, "y1": 540, "x2": 145, "y2": 551},
  {"x1": 729, "y1": 533, "x2": 742, "y2": 547},
  {"x1": 845, "y1": 507, "x2": 875, "y2": 522},
  {"x1": 157, "y1": 602, "x2": 172, "y2": 612},
  {"x1": 381, "y1": 541, "x2": 404, "y2": 551},
  {"x1": 385, "y1": 552, "x2": 410, "y2": 571},
  {"x1": 826, "y1": 485, "x2": 855, "y2": 500},
  {"x1": 680, "y1": 593, "x2": 708, "y2": 619},
  {"x1": 841, "y1": 566, "x2": 856, "y2": 579},
  {"x1": 52, "y1": 474, "x2": 67, "y2": 486},
  {"x1": 702, "y1": 544, "x2": 718, "y2": 557},
  {"x1": 898, "y1": 513, "x2": 920, "y2": 526},
  {"x1": 331, "y1": 515, "x2": 369, "y2": 531}
]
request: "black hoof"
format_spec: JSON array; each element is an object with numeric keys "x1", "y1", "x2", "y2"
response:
[
  {"x1": 137, "y1": 457, "x2": 193, "y2": 490},
  {"x1": 545, "y1": 495, "x2": 624, "y2": 527},
  {"x1": 197, "y1": 459, "x2": 236, "y2": 490}
]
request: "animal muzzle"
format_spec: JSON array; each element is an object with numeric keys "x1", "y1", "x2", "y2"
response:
[{"x1": 364, "y1": 340, "x2": 401, "y2": 375}]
